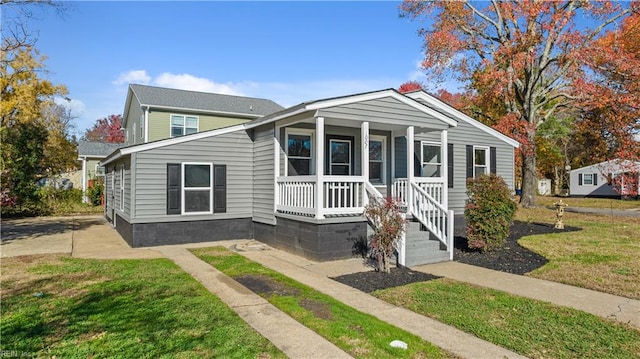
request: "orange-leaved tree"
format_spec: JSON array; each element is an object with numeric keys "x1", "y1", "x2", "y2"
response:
[
  {"x1": 83, "y1": 114, "x2": 125, "y2": 143},
  {"x1": 400, "y1": 1, "x2": 636, "y2": 207}
]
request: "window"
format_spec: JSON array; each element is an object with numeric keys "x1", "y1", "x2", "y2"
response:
[
  {"x1": 330, "y1": 139, "x2": 351, "y2": 175},
  {"x1": 421, "y1": 142, "x2": 441, "y2": 177},
  {"x1": 140, "y1": 115, "x2": 144, "y2": 139},
  {"x1": 182, "y1": 163, "x2": 212, "y2": 214},
  {"x1": 95, "y1": 165, "x2": 105, "y2": 177},
  {"x1": 286, "y1": 130, "x2": 313, "y2": 175},
  {"x1": 369, "y1": 136, "x2": 385, "y2": 183},
  {"x1": 171, "y1": 115, "x2": 198, "y2": 137},
  {"x1": 474, "y1": 146, "x2": 489, "y2": 177},
  {"x1": 119, "y1": 164, "x2": 125, "y2": 211},
  {"x1": 132, "y1": 123, "x2": 136, "y2": 144},
  {"x1": 583, "y1": 173, "x2": 594, "y2": 185}
]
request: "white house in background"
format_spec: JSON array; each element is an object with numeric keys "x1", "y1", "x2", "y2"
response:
[{"x1": 569, "y1": 159, "x2": 640, "y2": 198}]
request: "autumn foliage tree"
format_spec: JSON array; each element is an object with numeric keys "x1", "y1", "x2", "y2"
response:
[
  {"x1": 401, "y1": 1, "x2": 635, "y2": 206},
  {"x1": 398, "y1": 80, "x2": 425, "y2": 93},
  {"x1": 83, "y1": 114, "x2": 125, "y2": 143}
]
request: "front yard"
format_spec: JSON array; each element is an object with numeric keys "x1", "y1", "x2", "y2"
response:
[{"x1": 0, "y1": 255, "x2": 284, "y2": 358}]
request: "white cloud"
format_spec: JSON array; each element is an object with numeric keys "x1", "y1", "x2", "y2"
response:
[
  {"x1": 408, "y1": 59, "x2": 427, "y2": 82},
  {"x1": 112, "y1": 70, "x2": 151, "y2": 85},
  {"x1": 153, "y1": 73, "x2": 242, "y2": 96}
]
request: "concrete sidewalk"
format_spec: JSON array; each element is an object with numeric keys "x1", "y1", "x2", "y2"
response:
[
  {"x1": 157, "y1": 246, "x2": 353, "y2": 359},
  {"x1": 414, "y1": 261, "x2": 640, "y2": 328},
  {"x1": 233, "y1": 242, "x2": 526, "y2": 359}
]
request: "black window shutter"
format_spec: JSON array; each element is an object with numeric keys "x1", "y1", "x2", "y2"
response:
[
  {"x1": 490, "y1": 147, "x2": 497, "y2": 174},
  {"x1": 167, "y1": 163, "x2": 181, "y2": 214},
  {"x1": 466, "y1": 145, "x2": 473, "y2": 179},
  {"x1": 593, "y1": 173, "x2": 598, "y2": 186},
  {"x1": 448, "y1": 143, "x2": 454, "y2": 188},
  {"x1": 578, "y1": 174, "x2": 583, "y2": 186},
  {"x1": 414, "y1": 141, "x2": 422, "y2": 176},
  {"x1": 214, "y1": 165, "x2": 227, "y2": 213}
]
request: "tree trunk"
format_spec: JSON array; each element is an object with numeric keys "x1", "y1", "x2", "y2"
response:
[{"x1": 521, "y1": 150, "x2": 537, "y2": 207}]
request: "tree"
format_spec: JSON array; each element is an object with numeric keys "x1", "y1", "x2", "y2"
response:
[
  {"x1": 398, "y1": 80, "x2": 425, "y2": 93},
  {"x1": 364, "y1": 197, "x2": 406, "y2": 273},
  {"x1": 83, "y1": 114, "x2": 125, "y2": 143},
  {"x1": 401, "y1": 1, "x2": 635, "y2": 207},
  {"x1": 1, "y1": 46, "x2": 76, "y2": 209}
]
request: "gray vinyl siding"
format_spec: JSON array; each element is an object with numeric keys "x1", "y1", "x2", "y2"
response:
[
  {"x1": 133, "y1": 130, "x2": 254, "y2": 223},
  {"x1": 105, "y1": 157, "x2": 132, "y2": 221},
  {"x1": 125, "y1": 102, "x2": 143, "y2": 146},
  {"x1": 316, "y1": 97, "x2": 449, "y2": 130},
  {"x1": 252, "y1": 124, "x2": 276, "y2": 225},
  {"x1": 416, "y1": 122, "x2": 515, "y2": 214}
]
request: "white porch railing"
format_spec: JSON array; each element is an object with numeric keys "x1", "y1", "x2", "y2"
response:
[
  {"x1": 410, "y1": 182, "x2": 454, "y2": 260},
  {"x1": 276, "y1": 176, "x2": 365, "y2": 217},
  {"x1": 391, "y1": 177, "x2": 444, "y2": 206}
]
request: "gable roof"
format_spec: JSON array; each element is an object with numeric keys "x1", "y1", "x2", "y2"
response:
[
  {"x1": 404, "y1": 90, "x2": 520, "y2": 148},
  {"x1": 245, "y1": 88, "x2": 458, "y2": 129},
  {"x1": 102, "y1": 88, "x2": 458, "y2": 165},
  {"x1": 570, "y1": 159, "x2": 640, "y2": 173},
  {"x1": 78, "y1": 141, "x2": 125, "y2": 158},
  {"x1": 123, "y1": 84, "x2": 285, "y2": 125}
]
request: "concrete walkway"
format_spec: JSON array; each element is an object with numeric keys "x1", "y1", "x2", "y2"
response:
[{"x1": 233, "y1": 243, "x2": 526, "y2": 359}]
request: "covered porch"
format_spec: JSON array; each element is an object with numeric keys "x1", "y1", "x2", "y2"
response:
[{"x1": 263, "y1": 90, "x2": 457, "y2": 262}]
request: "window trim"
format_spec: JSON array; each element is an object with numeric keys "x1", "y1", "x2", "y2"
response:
[
  {"x1": 421, "y1": 141, "x2": 442, "y2": 178},
  {"x1": 285, "y1": 128, "x2": 315, "y2": 176},
  {"x1": 119, "y1": 164, "x2": 125, "y2": 211},
  {"x1": 473, "y1": 145, "x2": 490, "y2": 177},
  {"x1": 369, "y1": 135, "x2": 386, "y2": 184},
  {"x1": 140, "y1": 114, "x2": 144, "y2": 139},
  {"x1": 170, "y1": 114, "x2": 199, "y2": 138},
  {"x1": 95, "y1": 164, "x2": 105, "y2": 177},
  {"x1": 181, "y1": 162, "x2": 213, "y2": 215}
]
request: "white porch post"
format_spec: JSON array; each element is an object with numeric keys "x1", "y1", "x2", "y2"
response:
[
  {"x1": 441, "y1": 129, "x2": 448, "y2": 208},
  {"x1": 361, "y1": 121, "x2": 369, "y2": 205},
  {"x1": 273, "y1": 125, "x2": 281, "y2": 214},
  {"x1": 407, "y1": 126, "x2": 415, "y2": 214},
  {"x1": 315, "y1": 117, "x2": 325, "y2": 219},
  {"x1": 81, "y1": 156, "x2": 87, "y2": 203}
]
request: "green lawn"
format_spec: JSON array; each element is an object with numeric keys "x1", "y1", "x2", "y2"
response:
[
  {"x1": 534, "y1": 195, "x2": 640, "y2": 210},
  {"x1": 376, "y1": 278, "x2": 640, "y2": 359},
  {"x1": 191, "y1": 246, "x2": 451, "y2": 359},
  {"x1": 1, "y1": 255, "x2": 284, "y2": 358},
  {"x1": 516, "y1": 206, "x2": 640, "y2": 299}
]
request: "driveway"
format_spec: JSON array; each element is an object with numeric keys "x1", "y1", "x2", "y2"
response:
[{"x1": 1, "y1": 215, "x2": 161, "y2": 259}]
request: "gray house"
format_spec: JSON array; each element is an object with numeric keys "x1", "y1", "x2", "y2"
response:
[{"x1": 101, "y1": 87, "x2": 518, "y2": 265}]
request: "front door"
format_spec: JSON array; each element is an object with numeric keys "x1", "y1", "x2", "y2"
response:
[{"x1": 329, "y1": 138, "x2": 352, "y2": 175}]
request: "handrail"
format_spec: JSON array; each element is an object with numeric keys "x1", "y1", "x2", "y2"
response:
[
  {"x1": 411, "y1": 182, "x2": 447, "y2": 212},
  {"x1": 364, "y1": 181, "x2": 384, "y2": 201},
  {"x1": 410, "y1": 181, "x2": 454, "y2": 260}
]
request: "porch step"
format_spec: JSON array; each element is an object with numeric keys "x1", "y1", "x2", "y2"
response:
[{"x1": 404, "y1": 220, "x2": 449, "y2": 267}]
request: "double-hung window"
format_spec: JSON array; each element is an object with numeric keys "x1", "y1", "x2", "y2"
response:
[
  {"x1": 474, "y1": 146, "x2": 489, "y2": 177},
  {"x1": 421, "y1": 142, "x2": 441, "y2": 177},
  {"x1": 329, "y1": 139, "x2": 351, "y2": 175},
  {"x1": 369, "y1": 136, "x2": 385, "y2": 183},
  {"x1": 286, "y1": 130, "x2": 313, "y2": 175},
  {"x1": 583, "y1": 173, "x2": 594, "y2": 185},
  {"x1": 171, "y1": 115, "x2": 198, "y2": 137},
  {"x1": 182, "y1": 163, "x2": 213, "y2": 214},
  {"x1": 140, "y1": 115, "x2": 144, "y2": 140}
]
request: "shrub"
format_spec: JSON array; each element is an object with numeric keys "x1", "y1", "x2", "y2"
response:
[
  {"x1": 465, "y1": 174, "x2": 517, "y2": 251},
  {"x1": 364, "y1": 197, "x2": 406, "y2": 273},
  {"x1": 87, "y1": 180, "x2": 104, "y2": 206}
]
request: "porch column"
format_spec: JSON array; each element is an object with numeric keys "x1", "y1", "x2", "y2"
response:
[
  {"x1": 441, "y1": 129, "x2": 448, "y2": 208},
  {"x1": 81, "y1": 156, "x2": 87, "y2": 203},
  {"x1": 315, "y1": 117, "x2": 325, "y2": 219},
  {"x1": 273, "y1": 125, "x2": 281, "y2": 213},
  {"x1": 407, "y1": 126, "x2": 415, "y2": 214},
  {"x1": 361, "y1": 121, "x2": 369, "y2": 205}
]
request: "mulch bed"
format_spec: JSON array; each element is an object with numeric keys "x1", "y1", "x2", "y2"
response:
[{"x1": 333, "y1": 220, "x2": 581, "y2": 293}]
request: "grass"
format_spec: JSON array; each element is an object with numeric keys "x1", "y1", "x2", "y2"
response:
[
  {"x1": 534, "y1": 195, "x2": 640, "y2": 210},
  {"x1": 375, "y1": 278, "x2": 640, "y2": 359},
  {"x1": 191, "y1": 246, "x2": 451, "y2": 359},
  {"x1": 0, "y1": 255, "x2": 285, "y2": 358},
  {"x1": 516, "y1": 205, "x2": 640, "y2": 299}
]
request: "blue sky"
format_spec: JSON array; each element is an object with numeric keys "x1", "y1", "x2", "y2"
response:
[{"x1": 6, "y1": 1, "x2": 442, "y2": 135}]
